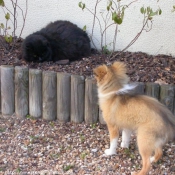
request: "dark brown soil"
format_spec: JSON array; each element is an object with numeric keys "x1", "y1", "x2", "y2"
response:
[{"x1": 0, "y1": 36, "x2": 175, "y2": 84}]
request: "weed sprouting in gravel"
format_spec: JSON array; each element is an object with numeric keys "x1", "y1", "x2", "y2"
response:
[
  {"x1": 50, "y1": 153, "x2": 60, "y2": 160},
  {"x1": 0, "y1": 128, "x2": 6, "y2": 132},
  {"x1": 49, "y1": 121, "x2": 55, "y2": 127},
  {"x1": 63, "y1": 164, "x2": 74, "y2": 172},
  {"x1": 80, "y1": 134, "x2": 85, "y2": 142},
  {"x1": 90, "y1": 123, "x2": 97, "y2": 129},
  {"x1": 16, "y1": 167, "x2": 21, "y2": 173},
  {"x1": 29, "y1": 135, "x2": 39, "y2": 144},
  {"x1": 123, "y1": 148, "x2": 136, "y2": 159},
  {"x1": 80, "y1": 152, "x2": 88, "y2": 160}
]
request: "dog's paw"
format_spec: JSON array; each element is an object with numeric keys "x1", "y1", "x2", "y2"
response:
[
  {"x1": 120, "y1": 142, "x2": 129, "y2": 148},
  {"x1": 104, "y1": 149, "x2": 116, "y2": 155},
  {"x1": 150, "y1": 156, "x2": 155, "y2": 163}
]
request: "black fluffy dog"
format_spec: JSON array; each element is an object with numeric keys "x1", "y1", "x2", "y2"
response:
[{"x1": 22, "y1": 20, "x2": 91, "y2": 63}]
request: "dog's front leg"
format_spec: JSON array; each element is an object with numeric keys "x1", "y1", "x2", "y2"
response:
[
  {"x1": 121, "y1": 129, "x2": 132, "y2": 148},
  {"x1": 105, "y1": 124, "x2": 119, "y2": 155}
]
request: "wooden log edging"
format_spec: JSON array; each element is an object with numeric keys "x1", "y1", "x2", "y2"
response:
[
  {"x1": 29, "y1": 69, "x2": 42, "y2": 118},
  {"x1": 0, "y1": 65, "x2": 175, "y2": 124},
  {"x1": 15, "y1": 66, "x2": 29, "y2": 118},
  {"x1": 160, "y1": 84, "x2": 175, "y2": 113},
  {"x1": 1, "y1": 65, "x2": 15, "y2": 116},
  {"x1": 71, "y1": 75, "x2": 85, "y2": 123},
  {"x1": 57, "y1": 73, "x2": 71, "y2": 123},
  {"x1": 85, "y1": 78, "x2": 98, "y2": 124},
  {"x1": 145, "y1": 82, "x2": 160, "y2": 99},
  {"x1": 42, "y1": 71, "x2": 57, "y2": 121}
]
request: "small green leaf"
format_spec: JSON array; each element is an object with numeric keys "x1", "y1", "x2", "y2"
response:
[
  {"x1": 109, "y1": 0, "x2": 112, "y2": 7},
  {"x1": 9, "y1": 36, "x2": 12, "y2": 43},
  {"x1": 112, "y1": 12, "x2": 122, "y2": 25},
  {"x1": 4, "y1": 35, "x2": 13, "y2": 43},
  {"x1": 78, "y1": 2, "x2": 85, "y2": 10},
  {"x1": 150, "y1": 9, "x2": 153, "y2": 14},
  {"x1": 121, "y1": 7, "x2": 125, "y2": 20},
  {"x1": 0, "y1": 23, "x2": 4, "y2": 29},
  {"x1": 78, "y1": 2, "x2": 82, "y2": 8},
  {"x1": 147, "y1": 6, "x2": 150, "y2": 13},
  {"x1": 116, "y1": 18, "x2": 122, "y2": 25},
  {"x1": 146, "y1": 7, "x2": 151, "y2": 15},
  {"x1": 107, "y1": 5, "x2": 110, "y2": 11},
  {"x1": 112, "y1": 11, "x2": 118, "y2": 21},
  {"x1": 5, "y1": 12, "x2": 10, "y2": 20},
  {"x1": 82, "y1": 3, "x2": 85, "y2": 10},
  {"x1": 150, "y1": 11, "x2": 158, "y2": 16},
  {"x1": 140, "y1": 7, "x2": 144, "y2": 14},
  {"x1": 0, "y1": 0, "x2": 5, "y2": 7},
  {"x1": 83, "y1": 25, "x2": 86, "y2": 31},
  {"x1": 159, "y1": 9, "x2": 162, "y2": 15}
]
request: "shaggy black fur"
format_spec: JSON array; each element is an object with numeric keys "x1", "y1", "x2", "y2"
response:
[{"x1": 22, "y1": 20, "x2": 91, "y2": 62}]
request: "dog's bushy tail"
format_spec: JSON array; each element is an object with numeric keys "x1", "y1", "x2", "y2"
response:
[{"x1": 148, "y1": 97, "x2": 175, "y2": 140}]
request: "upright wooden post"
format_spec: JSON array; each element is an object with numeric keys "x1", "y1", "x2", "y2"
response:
[
  {"x1": 145, "y1": 82, "x2": 160, "y2": 99},
  {"x1": 160, "y1": 84, "x2": 175, "y2": 113},
  {"x1": 1, "y1": 65, "x2": 15, "y2": 116},
  {"x1": 134, "y1": 82, "x2": 145, "y2": 94},
  {"x1": 85, "y1": 78, "x2": 98, "y2": 124},
  {"x1": 99, "y1": 109, "x2": 106, "y2": 125},
  {"x1": 42, "y1": 71, "x2": 57, "y2": 121},
  {"x1": 57, "y1": 73, "x2": 71, "y2": 123},
  {"x1": 15, "y1": 66, "x2": 29, "y2": 118},
  {"x1": 29, "y1": 69, "x2": 42, "y2": 118},
  {"x1": 71, "y1": 75, "x2": 85, "y2": 123}
]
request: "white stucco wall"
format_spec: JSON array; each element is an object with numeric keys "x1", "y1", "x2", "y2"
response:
[{"x1": 1, "y1": 0, "x2": 175, "y2": 56}]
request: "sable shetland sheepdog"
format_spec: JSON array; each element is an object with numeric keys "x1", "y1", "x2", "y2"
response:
[{"x1": 93, "y1": 61, "x2": 175, "y2": 175}]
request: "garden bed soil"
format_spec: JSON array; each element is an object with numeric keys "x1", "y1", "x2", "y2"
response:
[{"x1": 0, "y1": 36, "x2": 175, "y2": 84}]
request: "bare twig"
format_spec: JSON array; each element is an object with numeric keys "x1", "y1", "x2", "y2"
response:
[
  {"x1": 17, "y1": 0, "x2": 28, "y2": 38},
  {"x1": 112, "y1": 24, "x2": 118, "y2": 52},
  {"x1": 80, "y1": 0, "x2": 157, "y2": 56},
  {"x1": 0, "y1": 0, "x2": 28, "y2": 52},
  {"x1": 85, "y1": 7, "x2": 103, "y2": 36},
  {"x1": 125, "y1": 0, "x2": 138, "y2": 8},
  {"x1": 110, "y1": 18, "x2": 150, "y2": 59},
  {"x1": 4, "y1": 5, "x2": 14, "y2": 16},
  {"x1": 92, "y1": 0, "x2": 100, "y2": 37},
  {"x1": 84, "y1": 6, "x2": 102, "y2": 51}
]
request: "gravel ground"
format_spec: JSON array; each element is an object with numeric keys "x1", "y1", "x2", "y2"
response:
[{"x1": 0, "y1": 114, "x2": 175, "y2": 175}]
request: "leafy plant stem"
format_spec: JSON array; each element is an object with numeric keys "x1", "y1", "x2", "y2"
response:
[{"x1": 111, "y1": 17, "x2": 150, "y2": 59}]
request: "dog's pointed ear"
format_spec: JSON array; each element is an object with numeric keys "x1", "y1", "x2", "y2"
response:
[
  {"x1": 112, "y1": 61, "x2": 127, "y2": 74},
  {"x1": 93, "y1": 65, "x2": 108, "y2": 81},
  {"x1": 112, "y1": 61, "x2": 129, "y2": 84}
]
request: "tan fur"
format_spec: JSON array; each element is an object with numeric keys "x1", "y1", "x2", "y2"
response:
[{"x1": 93, "y1": 61, "x2": 175, "y2": 175}]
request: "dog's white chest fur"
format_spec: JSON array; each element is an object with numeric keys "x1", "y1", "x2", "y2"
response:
[{"x1": 98, "y1": 83, "x2": 137, "y2": 99}]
